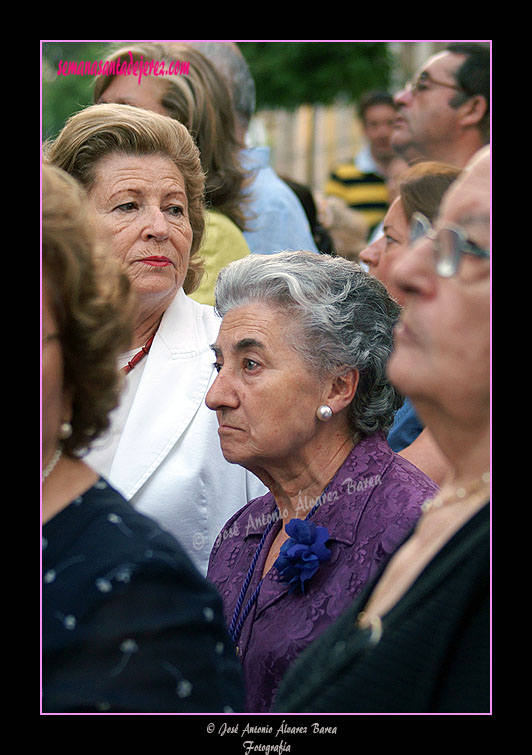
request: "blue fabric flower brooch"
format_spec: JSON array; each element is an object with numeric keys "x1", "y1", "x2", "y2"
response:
[{"x1": 273, "y1": 518, "x2": 331, "y2": 593}]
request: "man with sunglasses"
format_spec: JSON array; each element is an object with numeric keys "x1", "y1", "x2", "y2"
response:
[{"x1": 392, "y1": 42, "x2": 490, "y2": 168}]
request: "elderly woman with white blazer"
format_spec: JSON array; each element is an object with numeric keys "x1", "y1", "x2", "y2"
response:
[{"x1": 44, "y1": 103, "x2": 265, "y2": 575}]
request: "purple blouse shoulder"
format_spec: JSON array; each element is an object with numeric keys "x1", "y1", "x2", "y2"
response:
[{"x1": 207, "y1": 431, "x2": 438, "y2": 712}]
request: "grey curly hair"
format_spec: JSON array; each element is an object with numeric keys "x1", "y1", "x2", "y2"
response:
[{"x1": 214, "y1": 251, "x2": 403, "y2": 439}]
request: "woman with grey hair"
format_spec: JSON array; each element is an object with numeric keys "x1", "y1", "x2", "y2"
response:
[{"x1": 206, "y1": 251, "x2": 439, "y2": 712}]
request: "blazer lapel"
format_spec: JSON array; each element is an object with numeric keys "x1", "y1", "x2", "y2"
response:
[{"x1": 110, "y1": 289, "x2": 220, "y2": 498}]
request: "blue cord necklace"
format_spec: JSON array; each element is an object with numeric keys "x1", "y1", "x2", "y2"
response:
[
  {"x1": 228, "y1": 517, "x2": 276, "y2": 646},
  {"x1": 228, "y1": 487, "x2": 332, "y2": 647}
]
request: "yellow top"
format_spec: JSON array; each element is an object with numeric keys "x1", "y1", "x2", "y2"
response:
[{"x1": 189, "y1": 210, "x2": 251, "y2": 306}]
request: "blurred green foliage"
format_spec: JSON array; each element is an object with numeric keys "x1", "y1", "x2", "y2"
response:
[
  {"x1": 42, "y1": 41, "x2": 111, "y2": 140},
  {"x1": 238, "y1": 42, "x2": 393, "y2": 110},
  {"x1": 41, "y1": 41, "x2": 393, "y2": 140}
]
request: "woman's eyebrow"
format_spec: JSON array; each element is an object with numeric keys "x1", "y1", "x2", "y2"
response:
[
  {"x1": 210, "y1": 337, "x2": 266, "y2": 357},
  {"x1": 109, "y1": 187, "x2": 142, "y2": 200},
  {"x1": 234, "y1": 338, "x2": 265, "y2": 352}
]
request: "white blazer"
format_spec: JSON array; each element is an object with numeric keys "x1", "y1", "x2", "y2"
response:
[{"x1": 85, "y1": 289, "x2": 266, "y2": 575}]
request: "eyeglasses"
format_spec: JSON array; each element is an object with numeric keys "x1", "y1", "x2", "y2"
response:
[
  {"x1": 410, "y1": 212, "x2": 490, "y2": 278},
  {"x1": 406, "y1": 71, "x2": 467, "y2": 96}
]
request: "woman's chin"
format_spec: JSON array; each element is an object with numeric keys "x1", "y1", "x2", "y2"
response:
[{"x1": 130, "y1": 276, "x2": 180, "y2": 310}]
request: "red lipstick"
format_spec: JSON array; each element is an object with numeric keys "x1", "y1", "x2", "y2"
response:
[{"x1": 141, "y1": 256, "x2": 172, "y2": 267}]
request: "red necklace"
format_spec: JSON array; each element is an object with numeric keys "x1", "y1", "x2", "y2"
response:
[{"x1": 122, "y1": 334, "x2": 155, "y2": 374}]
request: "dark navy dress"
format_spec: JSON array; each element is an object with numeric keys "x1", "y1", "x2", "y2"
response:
[{"x1": 42, "y1": 479, "x2": 244, "y2": 713}]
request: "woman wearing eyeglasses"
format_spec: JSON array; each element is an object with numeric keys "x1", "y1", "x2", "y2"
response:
[
  {"x1": 274, "y1": 146, "x2": 490, "y2": 714},
  {"x1": 360, "y1": 160, "x2": 461, "y2": 484}
]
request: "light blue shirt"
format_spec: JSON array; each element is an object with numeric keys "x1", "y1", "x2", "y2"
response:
[
  {"x1": 354, "y1": 142, "x2": 384, "y2": 176},
  {"x1": 241, "y1": 147, "x2": 319, "y2": 255}
]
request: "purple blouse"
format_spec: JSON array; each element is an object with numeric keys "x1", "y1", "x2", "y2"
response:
[{"x1": 207, "y1": 431, "x2": 439, "y2": 712}]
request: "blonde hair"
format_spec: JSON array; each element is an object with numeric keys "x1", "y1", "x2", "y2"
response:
[
  {"x1": 399, "y1": 161, "x2": 462, "y2": 224},
  {"x1": 93, "y1": 42, "x2": 250, "y2": 231},
  {"x1": 43, "y1": 102, "x2": 206, "y2": 294},
  {"x1": 42, "y1": 163, "x2": 134, "y2": 456}
]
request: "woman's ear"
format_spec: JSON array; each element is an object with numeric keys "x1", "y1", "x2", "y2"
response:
[{"x1": 326, "y1": 368, "x2": 359, "y2": 414}]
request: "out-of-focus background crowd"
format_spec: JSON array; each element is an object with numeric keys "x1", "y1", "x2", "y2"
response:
[{"x1": 42, "y1": 41, "x2": 450, "y2": 261}]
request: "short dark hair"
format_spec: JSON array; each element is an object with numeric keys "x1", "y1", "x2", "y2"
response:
[
  {"x1": 358, "y1": 90, "x2": 396, "y2": 123},
  {"x1": 446, "y1": 43, "x2": 490, "y2": 141}
]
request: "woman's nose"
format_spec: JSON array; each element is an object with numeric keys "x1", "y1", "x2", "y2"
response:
[
  {"x1": 359, "y1": 237, "x2": 383, "y2": 269},
  {"x1": 205, "y1": 376, "x2": 221, "y2": 411},
  {"x1": 390, "y1": 237, "x2": 437, "y2": 300},
  {"x1": 205, "y1": 368, "x2": 239, "y2": 411},
  {"x1": 141, "y1": 206, "x2": 170, "y2": 242}
]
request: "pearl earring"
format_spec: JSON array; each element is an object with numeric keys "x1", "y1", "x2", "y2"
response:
[
  {"x1": 316, "y1": 405, "x2": 333, "y2": 421},
  {"x1": 59, "y1": 421, "x2": 73, "y2": 439}
]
